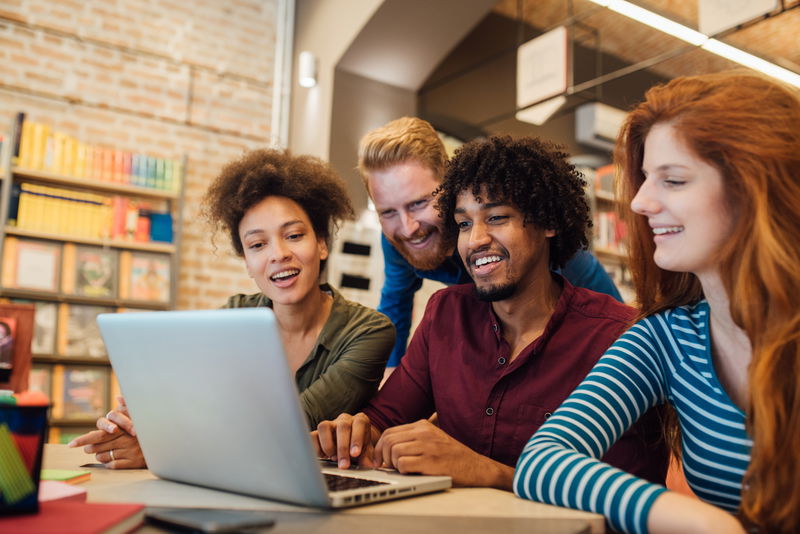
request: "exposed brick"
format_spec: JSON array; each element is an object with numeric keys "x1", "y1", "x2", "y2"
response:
[
  {"x1": 0, "y1": 0, "x2": 275, "y2": 314},
  {"x1": 0, "y1": 36, "x2": 24, "y2": 50}
]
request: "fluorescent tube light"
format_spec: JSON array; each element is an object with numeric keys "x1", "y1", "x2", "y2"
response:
[
  {"x1": 586, "y1": 0, "x2": 800, "y2": 87},
  {"x1": 702, "y1": 39, "x2": 800, "y2": 87},
  {"x1": 604, "y1": 1, "x2": 707, "y2": 45}
]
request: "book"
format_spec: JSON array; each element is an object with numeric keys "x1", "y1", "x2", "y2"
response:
[
  {"x1": 50, "y1": 365, "x2": 109, "y2": 421},
  {"x1": 29, "y1": 301, "x2": 57, "y2": 355},
  {"x1": 0, "y1": 501, "x2": 145, "y2": 534},
  {"x1": 594, "y1": 164, "x2": 615, "y2": 198},
  {"x1": 7, "y1": 183, "x2": 21, "y2": 226},
  {"x1": 40, "y1": 469, "x2": 91, "y2": 484},
  {"x1": 127, "y1": 252, "x2": 170, "y2": 303},
  {"x1": 15, "y1": 114, "x2": 30, "y2": 168},
  {"x1": 0, "y1": 316, "x2": 17, "y2": 383},
  {"x1": 69, "y1": 246, "x2": 117, "y2": 299},
  {"x1": 56, "y1": 304, "x2": 112, "y2": 359},
  {"x1": 1, "y1": 238, "x2": 61, "y2": 292},
  {"x1": 28, "y1": 364, "x2": 52, "y2": 399}
]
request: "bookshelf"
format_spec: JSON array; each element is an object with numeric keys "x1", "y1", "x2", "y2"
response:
[
  {"x1": 0, "y1": 114, "x2": 186, "y2": 442},
  {"x1": 585, "y1": 164, "x2": 635, "y2": 304}
]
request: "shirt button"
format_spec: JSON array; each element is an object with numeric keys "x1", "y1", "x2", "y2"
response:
[
  {"x1": 485, "y1": 407, "x2": 494, "y2": 416},
  {"x1": 544, "y1": 412, "x2": 552, "y2": 419},
  {"x1": 498, "y1": 357, "x2": 506, "y2": 365},
  {"x1": 492, "y1": 324, "x2": 498, "y2": 332}
]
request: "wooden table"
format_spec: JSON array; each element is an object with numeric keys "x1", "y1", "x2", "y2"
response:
[{"x1": 44, "y1": 444, "x2": 605, "y2": 533}]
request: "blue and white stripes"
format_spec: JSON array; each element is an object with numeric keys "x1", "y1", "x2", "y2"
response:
[{"x1": 514, "y1": 300, "x2": 751, "y2": 534}]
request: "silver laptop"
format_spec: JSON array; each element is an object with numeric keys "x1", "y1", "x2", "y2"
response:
[{"x1": 97, "y1": 308, "x2": 451, "y2": 508}]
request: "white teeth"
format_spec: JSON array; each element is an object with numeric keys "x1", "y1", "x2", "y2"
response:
[
  {"x1": 475, "y1": 255, "x2": 502, "y2": 267},
  {"x1": 271, "y1": 269, "x2": 299, "y2": 280},
  {"x1": 653, "y1": 226, "x2": 683, "y2": 235},
  {"x1": 409, "y1": 235, "x2": 428, "y2": 244}
]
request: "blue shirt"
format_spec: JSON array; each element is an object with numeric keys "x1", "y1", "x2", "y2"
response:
[
  {"x1": 513, "y1": 300, "x2": 751, "y2": 534},
  {"x1": 378, "y1": 234, "x2": 623, "y2": 366}
]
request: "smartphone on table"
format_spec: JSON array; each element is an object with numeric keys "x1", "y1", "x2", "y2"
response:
[{"x1": 146, "y1": 507, "x2": 275, "y2": 533}]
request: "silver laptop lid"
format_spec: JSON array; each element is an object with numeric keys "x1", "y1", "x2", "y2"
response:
[{"x1": 97, "y1": 308, "x2": 330, "y2": 507}]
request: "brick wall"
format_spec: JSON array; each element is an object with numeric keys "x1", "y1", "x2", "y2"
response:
[{"x1": 0, "y1": 0, "x2": 279, "y2": 309}]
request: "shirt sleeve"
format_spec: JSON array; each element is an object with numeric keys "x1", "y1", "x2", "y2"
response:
[
  {"x1": 560, "y1": 249, "x2": 623, "y2": 302},
  {"x1": 363, "y1": 292, "x2": 438, "y2": 431},
  {"x1": 377, "y1": 234, "x2": 423, "y2": 367},
  {"x1": 299, "y1": 311, "x2": 395, "y2": 428},
  {"x1": 513, "y1": 320, "x2": 670, "y2": 534}
]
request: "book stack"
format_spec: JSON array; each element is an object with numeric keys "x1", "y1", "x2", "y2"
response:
[
  {"x1": 593, "y1": 211, "x2": 628, "y2": 255},
  {"x1": 0, "y1": 501, "x2": 145, "y2": 533},
  {"x1": 13, "y1": 114, "x2": 181, "y2": 194},
  {"x1": 11, "y1": 184, "x2": 173, "y2": 244}
]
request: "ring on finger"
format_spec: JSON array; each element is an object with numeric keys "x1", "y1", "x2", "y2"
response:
[{"x1": 110, "y1": 449, "x2": 116, "y2": 461}]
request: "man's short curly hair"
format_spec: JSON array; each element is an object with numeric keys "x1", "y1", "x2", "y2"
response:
[
  {"x1": 202, "y1": 148, "x2": 354, "y2": 257},
  {"x1": 435, "y1": 136, "x2": 590, "y2": 269}
]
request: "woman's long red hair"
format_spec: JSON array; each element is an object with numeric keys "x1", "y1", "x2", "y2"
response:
[{"x1": 615, "y1": 71, "x2": 800, "y2": 532}]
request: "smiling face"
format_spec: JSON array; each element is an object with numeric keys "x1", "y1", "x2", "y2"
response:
[
  {"x1": 631, "y1": 122, "x2": 734, "y2": 277},
  {"x1": 454, "y1": 189, "x2": 554, "y2": 302},
  {"x1": 367, "y1": 160, "x2": 454, "y2": 271},
  {"x1": 238, "y1": 196, "x2": 328, "y2": 306}
]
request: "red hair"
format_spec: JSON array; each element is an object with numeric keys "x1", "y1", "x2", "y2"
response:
[{"x1": 616, "y1": 71, "x2": 800, "y2": 532}]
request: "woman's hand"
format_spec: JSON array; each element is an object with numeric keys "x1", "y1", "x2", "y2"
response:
[{"x1": 68, "y1": 397, "x2": 146, "y2": 469}]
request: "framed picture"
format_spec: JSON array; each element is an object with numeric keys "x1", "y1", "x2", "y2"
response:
[
  {"x1": 1, "y1": 237, "x2": 61, "y2": 292},
  {"x1": 0, "y1": 315, "x2": 17, "y2": 384},
  {"x1": 28, "y1": 363, "x2": 52, "y2": 399},
  {"x1": 51, "y1": 364, "x2": 109, "y2": 420},
  {"x1": 56, "y1": 303, "x2": 113, "y2": 359},
  {"x1": 0, "y1": 301, "x2": 35, "y2": 392},
  {"x1": 120, "y1": 251, "x2": 171, "y2": 303},
  {"x1": 69, "y1": 245, "x2": 117, "y2": 298},
  {"x1": 13, "y1": 300, "x2": 58, "y2": 355}
]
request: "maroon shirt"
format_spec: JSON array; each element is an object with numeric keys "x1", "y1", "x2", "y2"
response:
[{"x1": 363, "y1": 276, "x2": 668, "y2": 484}]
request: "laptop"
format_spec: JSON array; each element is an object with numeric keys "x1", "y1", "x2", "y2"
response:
[{"x1": 97, "y1": 308, "x2": 451, "y2": 508}]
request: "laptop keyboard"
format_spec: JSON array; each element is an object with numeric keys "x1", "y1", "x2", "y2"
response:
[{"x1": 324, "y1": 473, "x2": 390, "y2": 492}]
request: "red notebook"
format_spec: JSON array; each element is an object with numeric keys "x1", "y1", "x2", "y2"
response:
[{"x1": 0, "y1": 501, "x2": 144, "y2": 534}]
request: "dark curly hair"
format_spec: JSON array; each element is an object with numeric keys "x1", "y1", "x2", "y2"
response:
[
  {"x1": 202, "y1": 148, "x2": 354, "y2": 257},
  {"x1": 435, "y1": 136, "x2": 590, "y2": 268}
]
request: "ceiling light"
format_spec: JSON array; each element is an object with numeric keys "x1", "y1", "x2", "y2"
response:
[
  {"x1": 586, "y1": 0, "x2": 800, "y2": 87},
  {"x1": 702, "y1": 39, "x2": 800, "y2": 87},
  {"x1": 603, "y1": 1, "x2": 707, "y2": 45}
]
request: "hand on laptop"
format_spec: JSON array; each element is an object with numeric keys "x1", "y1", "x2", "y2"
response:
[
  {"x1": 312, "y1": 412, "x2": 382, "y2": 469},
  {"x1": 313, "y1": 415, "x2": 513, "y2": 489},
  {"x1": 68, "y1": 396, "x2": 147, "y2": 469},
  {"x1": 374, "y1": 420, "x2": 514, "y2": 489}
]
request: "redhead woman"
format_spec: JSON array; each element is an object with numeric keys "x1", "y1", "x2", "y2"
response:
[
  {"x1": 70, "y1": 149, "x2": 395, "y2": 468},
  {"x1": 514, "y1": 71, "x2": 800, "y2": 533}
]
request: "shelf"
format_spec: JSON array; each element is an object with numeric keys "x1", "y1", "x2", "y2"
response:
[
  {"x1": 50, "y1": 419, "x2": 100, "y2": 427},
  {"x1": 12, "y1": 167, "x2": 179, "y2": 200},
  {"x1": 33, "y1": 355, "x2": 110, "y2": 365},
  {"x1": 594, "y1": 190, "x2": 616, "y2": 202},
  {"x1": 4, "y1": 226, "x2": 176, "y2": 253},
  {"x1": 0, "y1": 287, "x2": 170, "y2": 310},
  {"x1": 594, "y1": 246, "x2": 627, "y2": 261}
]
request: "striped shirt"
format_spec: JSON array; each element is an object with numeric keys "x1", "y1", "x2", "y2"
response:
[{"x1": 513, "y1": 300, "x2": 752, "y2": 534}]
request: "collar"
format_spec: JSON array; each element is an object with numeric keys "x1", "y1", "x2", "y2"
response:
[{"x1": 486, "y1": 273, "x2": 575, "y2": 349}]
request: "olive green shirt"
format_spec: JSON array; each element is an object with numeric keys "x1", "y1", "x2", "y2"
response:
[{"x1": 223, "y1": 284, "x2": 394, "y2": 427}]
